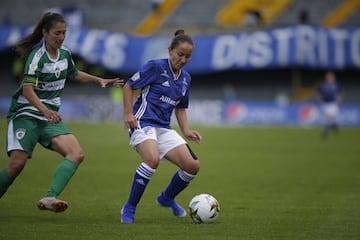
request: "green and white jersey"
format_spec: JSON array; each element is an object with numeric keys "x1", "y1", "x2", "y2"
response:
[{"x1": 7, "y1": 43, "x2": 78, "y2": 121}]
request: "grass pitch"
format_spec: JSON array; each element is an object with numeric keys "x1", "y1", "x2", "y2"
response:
[{"x1": 0, "y1": 119, "x2": 359, "y2": 240}]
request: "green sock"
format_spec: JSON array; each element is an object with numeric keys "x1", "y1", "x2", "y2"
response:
[
  {"x1": 0, "y1": 168, "x2": 16, "y2": 198},
  {"x1": 45, "y1": 158, "x2": 78, "y2": 198}
]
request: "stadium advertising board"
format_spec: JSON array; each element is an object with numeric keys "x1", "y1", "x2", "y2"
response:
[
  {"x1": 1, "y1": 98, "x2": 359, "y2": 126},
  {"x1": 1, "y1": 25, "x2": 360, "y2": 73}
]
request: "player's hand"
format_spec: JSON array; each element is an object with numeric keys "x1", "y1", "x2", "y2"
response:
[
  {"x1": 44, "y1": 110, "x2": 62, "y2": 124},
  {"x1": 124, "y1": 113, "x2": 138, "y2": 129},
  {"x1": 184, "y1": 130, "x2": 202, "y2": 144},
  {"x1": 98, "y1": 78, "x2": 124, "y2": 88}
]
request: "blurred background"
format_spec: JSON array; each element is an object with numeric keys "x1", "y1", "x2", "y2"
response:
[{"x1": 0, "y1": 0, "x2": 359, "y2": 126}]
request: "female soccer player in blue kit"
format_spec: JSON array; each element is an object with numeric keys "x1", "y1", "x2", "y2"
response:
[
  {"x1": 121, "y1": 29, "x2": 201, "y2": 223},
  {"x1": 317, "y1": 71, "x2": 342, "y2": 138}
]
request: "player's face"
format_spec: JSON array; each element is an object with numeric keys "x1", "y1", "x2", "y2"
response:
[
  {"x1": 168, "y1": 42, "x2": 194, "y2": 73},
  {"x1": 325, "y1": 72, "x2": 336, "y2": 84},
  {"x1": 43, "y1": 22, "x2": 66, "y2": 51}
]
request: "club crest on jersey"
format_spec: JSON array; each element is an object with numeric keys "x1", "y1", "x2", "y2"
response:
[
  {"x1": 15, "y1": 128, "x2": 26, "y2": 140},
  {"x1": 54, "y1": 67, "x2": 61, "y2": 78}
]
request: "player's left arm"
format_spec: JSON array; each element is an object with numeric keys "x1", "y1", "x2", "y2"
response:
[
  {"x1": 175, "y1": 108, "x2": 201, "y2": 144},
  {"x1": 73, "y1": 70, "x2": 124, "y2": 88}
]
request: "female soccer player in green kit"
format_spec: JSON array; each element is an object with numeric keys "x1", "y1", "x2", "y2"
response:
[{"x1": 0, "y1": 12, "x2": 123, "y2": 212}]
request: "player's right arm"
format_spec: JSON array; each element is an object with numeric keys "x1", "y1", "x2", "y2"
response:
[
  {"x1": 22, "y1": 84, "x2": 61, "y2": 123},
  {"x1": 123, "y1": 83, "x2": 138, "y2": 129}
]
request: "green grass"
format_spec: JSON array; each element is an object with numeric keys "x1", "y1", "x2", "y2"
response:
[{"x1": 0, "y1": 119, "x2": 360, "y2": 240}]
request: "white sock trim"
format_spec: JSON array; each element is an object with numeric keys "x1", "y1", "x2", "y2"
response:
[
  {"x1": 178, "y1": 169, "x2": 196, "y2": 183},
  {"x1": 136, "y1": 162, "x2": 156, "y2": 180}
]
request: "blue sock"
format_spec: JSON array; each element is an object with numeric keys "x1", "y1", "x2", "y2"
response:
[
  {"x1": 163, "y1": 170, "x2": 196, "y2": 200},
  {"x1": 126, "y1": 163, "x2": 155, "y2": 207}
]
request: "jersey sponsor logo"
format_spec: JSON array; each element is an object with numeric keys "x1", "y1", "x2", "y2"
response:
[
  {"x1": 162, "y1": 81, "x2": 170, "y2": 87},
  {"x1": 37, "y1": 79, "x2": 65, "y2": 91},
  {"x1": 15, "y1": 128, "x2": 26, "y2": 140},
  {"x1": 159, "y1": 95, "x2": 180, "y2": 106}
]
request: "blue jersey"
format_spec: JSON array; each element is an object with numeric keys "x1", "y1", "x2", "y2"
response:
[
  {"x1": 127, "y1": 59, "x2": 191, "y2": 129},
  {"x1": 318, "y1": 82, "x2": 341, "y2": 103}
]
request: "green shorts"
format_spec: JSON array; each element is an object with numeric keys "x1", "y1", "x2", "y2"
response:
[{"x1": 6, "y1": 116, "x2": 72, "y2": 158}]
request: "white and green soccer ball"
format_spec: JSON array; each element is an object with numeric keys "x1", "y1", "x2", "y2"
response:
[{"x1": 188, "y1": 193, "x2": 220, "y2": 224}]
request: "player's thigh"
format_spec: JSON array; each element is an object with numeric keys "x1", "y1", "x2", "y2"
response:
[
  {"x1": 39, "y1": 122, "x2": 83, "y2": 161},
  {"x1": 50, "y1": 134, "x2": 84, "y2": 163},
  {"x1": 39, "y1": 121, "x2": 71, "y2": 148},
  {"x1": 165, "y1": 144, "x2": 200, "y2": 174},
  {"x1": 136, "y1": 139, "x2": 160, "y2": 168}
]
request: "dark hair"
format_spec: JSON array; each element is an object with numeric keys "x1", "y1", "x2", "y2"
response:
[
  {"x1": 15, "y1": 12, "x2": 66, "y2": 60},
  {"x1": 169, "y1": 29, "x2": 194, "y2": 50}
]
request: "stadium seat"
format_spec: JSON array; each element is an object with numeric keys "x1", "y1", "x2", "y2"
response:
[
  {"x1": 133, "y1": 0, "x2": 183, "y2": 36},
  {"x1": 321, "y1": 0, "x2": 360, "y2": 27},
  {"x1": 215, "y1": 0, "x2": 293, "y2": 28}
]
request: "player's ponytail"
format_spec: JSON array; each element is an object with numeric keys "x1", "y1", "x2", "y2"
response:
[
  {"x1": 15, "y1": 12, "x2": 66, "y2": 60},
  {"x1": 174, "y1": 29, "x2": 185, "y2": 37},
  {"x1": 170, "y1": 29, "x2": 194, "y2": 50}
]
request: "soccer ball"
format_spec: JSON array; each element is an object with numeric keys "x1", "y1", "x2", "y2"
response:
[{"x1": 188, "y1": 193, "x2": 220, "y2": 224}]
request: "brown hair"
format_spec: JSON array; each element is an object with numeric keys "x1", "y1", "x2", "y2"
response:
[
  {"x1": 15, "y1": 12, "x2": 66, "y2": 60},
  {"x1": 169, "y1": 29, "x2": 194, "y2": 50}
]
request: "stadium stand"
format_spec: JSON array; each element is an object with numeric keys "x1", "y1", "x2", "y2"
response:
[
  {"x1": 215, "y1": 0, "x2": 293, "y2": 28},
  {"x1": 321, "y1": 0, "x2": 360, "y2": 27},
  {"x1": 0, "y1": 0, "x2": 359, "y2": 33},
  {"x1": 133, "y1": 0, "x2": 183, "y2": 36},
  {"x1": 155, "y1": 0, "x2": 230, "y2": 35},
  {"x1": 271, "y1": 0, "x2": 359, "y2": 27}
]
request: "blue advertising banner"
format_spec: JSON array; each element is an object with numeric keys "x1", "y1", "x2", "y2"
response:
[
  {"x1": 1, "y1": 97, "x2": 359, "y2": 126},
  {"x1": 0, "y1": 25, "x2": 360, "y2": 74},
  {"x1": 222, "y1": 101, "x2": 360, "y2": 126}
]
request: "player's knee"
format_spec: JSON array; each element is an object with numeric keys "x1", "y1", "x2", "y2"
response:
[
  {"x1": 144, "y1": 155, "x2": 160, "y2": 169},
  {"x1": 75, "y1": 149, "x2": 85, "y2": 164},
  {"x1": 67, "y1": 148, "x2": 84, "y2": 164},
  {"x1": 186, "y1": 159, "x2": 200, "y2": 175},
  {"x1": 185, "y1": 144, "x2": 200, "y2": 174},
  {"x1": 193, "y1": 160, "x2": 200, "y2": 174}
]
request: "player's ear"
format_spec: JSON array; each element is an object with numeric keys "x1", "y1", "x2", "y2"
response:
[{"x1": 42, "y1": 28, "x2": 47, "y2": 37}]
